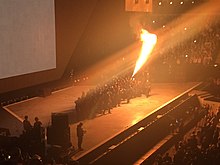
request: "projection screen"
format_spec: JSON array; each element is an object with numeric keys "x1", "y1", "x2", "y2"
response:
[{"x1": 0, "y1": 0, "x2": 56, "y2": 79}]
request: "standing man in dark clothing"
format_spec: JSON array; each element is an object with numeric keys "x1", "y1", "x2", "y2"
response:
[
  {"x1": 33, "y1": 117, "x2": 43, "y2": 142},
  {"x1": 76, "y1": 122, "x2": 85, "y2": 150},
  {"x1": 34, "y1": 117, "x2": 42, "y2": 129},
  {"x1": 23, "y1": 115, "x2": 32, "y2": 133}
]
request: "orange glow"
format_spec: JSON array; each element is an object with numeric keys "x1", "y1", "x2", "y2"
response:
[{"x1": 132, "y1": 29, "x2": 157, "y2": 77}]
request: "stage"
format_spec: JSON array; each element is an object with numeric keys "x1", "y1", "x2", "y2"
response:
[{"x1": 2, "y1": 82, "x2": 199, "y2": 158}]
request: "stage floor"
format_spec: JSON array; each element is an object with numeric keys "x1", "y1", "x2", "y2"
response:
[{"x1": 3, "y1": 82, "x2": 199, "y2": 158}]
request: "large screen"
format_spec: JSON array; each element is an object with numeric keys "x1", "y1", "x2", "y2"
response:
[{"x1": 0, "y1": 0, "x2": 56, "y2": 79}]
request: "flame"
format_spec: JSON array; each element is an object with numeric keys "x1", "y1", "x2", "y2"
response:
[{"x1": 132, "y1": 29, "x2": 157, "y2": 77}]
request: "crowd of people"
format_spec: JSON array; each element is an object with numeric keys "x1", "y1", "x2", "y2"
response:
[
  {"x1": 0, "y1": 115, "x2": 78, "y2": 164},
  {"x1": 74, "y1": 73, "x2": 151, "y2": 120},
  {"x1": 159, "y1": 16, "x2": 220, "y2": 66},
  {"x1": 155, "y1": 106, "x2": 220, "y2": 165},
  {"x1": 0, "y1": 116, "x2": 45, "y2": 164},
  {"x1": 149, "y1": 15, "x2": 220, "y2": 82}
]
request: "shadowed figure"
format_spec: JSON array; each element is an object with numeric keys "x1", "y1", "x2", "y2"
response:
[{"x1": 76, "y1": 122, "x2": 85, "y2": 150}]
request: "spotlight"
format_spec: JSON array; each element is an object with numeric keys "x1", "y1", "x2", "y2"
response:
[
  {"x1": 159, "y1": 2, "x2": 162, "y2": 5},
  {"x1": 170, "y1": 1, "x2": 173, "y2": 5},
  {"x1": 180, "y1": 1, "x2": 184, "y2": 5}
]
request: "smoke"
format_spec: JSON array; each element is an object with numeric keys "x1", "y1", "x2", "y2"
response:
[{"x1": 129, "y1": 13, "x2": 146, "y2": 39}]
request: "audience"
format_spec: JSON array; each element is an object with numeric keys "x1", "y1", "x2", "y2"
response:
[
  {"x1": 150, "y1": 16, "x2": 220, "y2": 82},
  {"x1": 159, "y1": 16, "x2": 220, "y2": 66},
  {"x1": 0, "y1": 116, "x2": 78, "y2": 165},
  {"x1": 155, "y1": 106, "x2": 220, "y2": 165}
]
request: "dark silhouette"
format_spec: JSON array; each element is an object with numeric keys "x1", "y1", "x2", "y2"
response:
[
  {"x1": 33, "y1": 117, "x2": 43, "y2": 142},
  {"x1": 76, "y1": 122, "x2": 85, "y2": 150},
  {"x1": 34, "y1": 117, "x2": 42, "y2": 129},
  {"x1": 23, "y1": 115, "x2": 32, "y2": 133}
]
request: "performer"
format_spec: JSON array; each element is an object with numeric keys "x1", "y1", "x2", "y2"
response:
[{"x1": 76, "y1": 122, "x2": 85, "y2": 150}]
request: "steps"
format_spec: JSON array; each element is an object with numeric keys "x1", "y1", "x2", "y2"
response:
[{"x1": 189, "y1": 90, "x2": 220, "y2": 110}]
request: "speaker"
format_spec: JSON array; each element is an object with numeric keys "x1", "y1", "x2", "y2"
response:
[
  {"x1": 47, "y1": 126, "x2": 71, "y2": 147},
  {"x1": 51, "y1": 113, "x2": 69, "y2": 128}
]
